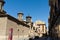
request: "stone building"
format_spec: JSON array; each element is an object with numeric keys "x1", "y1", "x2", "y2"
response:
[
  {"x1": 33, "y1": 20, "x2": 47, "y2": 37},
  {"x1": 49, "y1": 0, "x2": 60, "y2": 40},
  {"x1": 0, "y1": 0, "x2": 48, "y2": 40},
  {"x1": 0, "y1": 0, "x2": 34, "y2": 40}
]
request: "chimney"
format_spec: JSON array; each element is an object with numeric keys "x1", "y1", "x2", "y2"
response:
[
  {"x1": 0, "y1": 0, "x2": 5, "y2": 12},
  {"x1": 18, "y1": 12, "x2": 24, "y2": 21},
  {"x1": 26, "y1": 15, "x2": 32, "y2": 23}
]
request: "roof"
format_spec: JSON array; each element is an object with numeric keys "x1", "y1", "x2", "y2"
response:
[
  {"x1": 0, "y1": 0, "x2": 4, "y2": 1},
  {"x1": 37, "y1": 20, "x2": 45, "y2": 24},
  {"x1": 0, "y1": 0, "x2": 5, "y2": 4},
  {"x1": 26, "y1": 16, "x2": 32, "y2": 18},
  {"x1": 0, "y1": 14, "x2": 30, "y2": 27},
  {"x1": 34, "y1": 20, "x2": 45, "y2": 24},
  {"x1": 18, "y1": 12, "x2": 24, "y2": 15},
  {"x1": 33, "y1": 20, "x2": 46, "y2": 27}
]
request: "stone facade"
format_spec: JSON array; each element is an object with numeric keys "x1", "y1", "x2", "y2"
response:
[
  {"x1": 33, "y1": 20, "x2": 47, "y2": 37},
  {"x1": 0, "y1": 17, "x2": 7, "y2": 40},
  {"x1": 6, "y1": 18, "x2": 18, "y2": 40},
  {"x1": 0, "y1": 14, "x2": 31, "y2": 40},
  {"x1": 49, "y1": 0, "x2": 60, "y2": 40}
]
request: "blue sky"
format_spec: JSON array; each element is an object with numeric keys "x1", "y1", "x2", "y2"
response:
[{"x1": 4, "y1": 0, "x2": 49, "y2": 27}]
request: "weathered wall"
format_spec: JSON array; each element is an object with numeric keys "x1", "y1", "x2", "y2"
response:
[
  {"x1": 0, "y1": 16, "x2": 31, "y2": 40},
  {"x1": 18, "y1": 25, "x2": 30, "y2": 40},
  {"x1": 6, "y1": 19, "x2": 18, "y2": 40},
  {"x1": 55, "y1": 16, "x2": 60, "y2": 37},
  {"x1": 6, "y1": 18, "x2": 30, "y2": 40},
  {"x1": 0, "y1": 17, "x2": 7, "y2": 40},
  {"x1": 51, "y1": 16, "x2": 60, "y2": 38}
]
